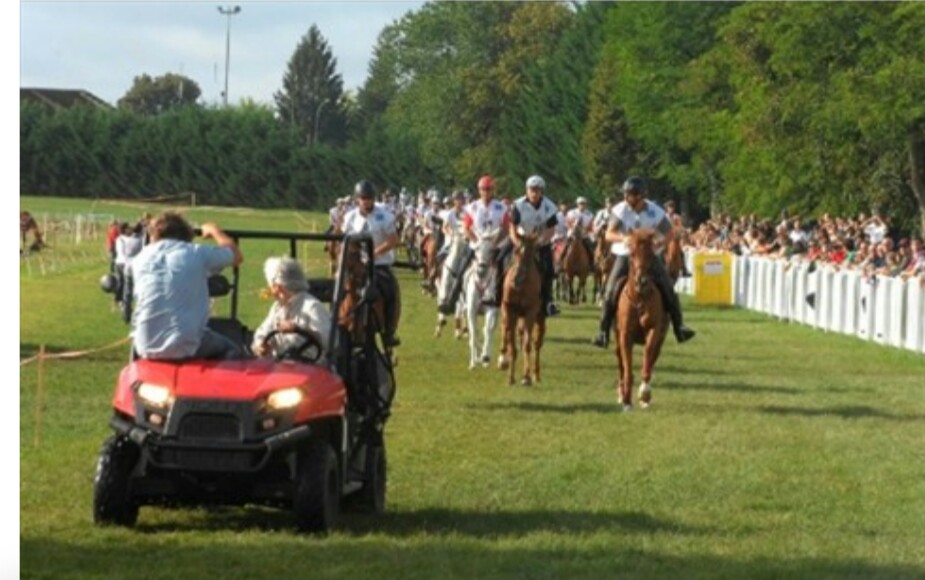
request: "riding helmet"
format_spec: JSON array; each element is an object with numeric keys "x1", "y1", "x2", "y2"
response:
[
  {"x1": 478, "y1": 175, "x2": 495, "y2": 190},
  {"x1": 354, "y1": 180, "x2": 377, "y2": 199},
  {"x1": 622, "y1": 176, "x2": 647, "y2": 196},
  {"x1": 526, "y1": 175, "x2": 546, "y2": 190}
]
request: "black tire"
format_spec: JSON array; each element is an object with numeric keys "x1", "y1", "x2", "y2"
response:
[
  {"x1": 355, "y1": 441, "x2": 387, "y2": 515},
  {"x1": 93, "y1": 435, "x2": 140, "y2": 527},
  {"x1": 294, "y1": 441, "x2": 340, "y2": 534}
]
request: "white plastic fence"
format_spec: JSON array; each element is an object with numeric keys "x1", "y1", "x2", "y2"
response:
[{"x1": 677, "y1": 252, "x2": 925, "y2": 354}]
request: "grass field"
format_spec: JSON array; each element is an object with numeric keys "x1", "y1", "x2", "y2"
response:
[{"x1": 19, "y1": 197, "x2": 925, "y2": 579}]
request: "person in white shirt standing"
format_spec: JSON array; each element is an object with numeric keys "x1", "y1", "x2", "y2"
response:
[
  {"x1": 342, "y1": 180, "x2": 402, "y2": 347},
  {"x1": 591, "y1": 177, "x2": 696, "y2": 348},
  {"x1": 504, "y1": 175, "x2": 561, "y2": 317}
]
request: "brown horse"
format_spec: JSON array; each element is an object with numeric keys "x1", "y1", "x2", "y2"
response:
[
  {"x1": 327, "y1": 223, "x2": 343, "y2": 278},
  {"x1": 593, "y1": 232, "x2": 614, "y2": 305},
  {"x1": 614, "y1": 229, "x2": 668, "y2": 411},
  {"x1": 338, "y1": 241, "x2": 402, "y2": 353},
  {"x1": 498, "y1": 233, "x2": 545, "y2": 386},
  {"x1": 562, "y1": 226, "x2": 591, "y2": 305},
  {"x1": 419, "y1": 232, "x2": 441, "y2": 296}
]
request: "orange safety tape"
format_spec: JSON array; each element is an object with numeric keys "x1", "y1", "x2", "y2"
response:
[{"x1": 19, "y1": 336, "x2": 131, "y2": 367}]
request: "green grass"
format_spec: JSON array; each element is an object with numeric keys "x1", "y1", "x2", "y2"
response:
[{"x1": 20, "y1": 197, "x2": 925, "y2": 579}]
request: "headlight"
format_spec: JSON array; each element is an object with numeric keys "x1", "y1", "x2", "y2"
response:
[
  {"x1": 266, "y1": 387, "x2": 304, "y2": 411},
  {"x1": 136, "y1": 382, "x2": 173, "y2": 409}
]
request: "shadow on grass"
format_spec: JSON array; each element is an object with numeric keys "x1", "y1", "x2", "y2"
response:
[
  {"x1": 468, "y1": 401, "x2": 616, "y2": 415},
  {"x1": 21, "y1": 534, "x2": 925, "y2": 579},
  {"x1": 545, "y1": 335, "x2": 599, "y2": 345},
  {"x1": 20, "y1": 343, "x2": 71, "y2": 359},
  {"x1": 666, "y1": 381, "x2": 800, "y2": 395},
  {"x1": 759, "y1": 404, "x2": 925, "y2": 422},
  {"x1": 134, "y1": 506, "x2": 709, "y2": 537}
]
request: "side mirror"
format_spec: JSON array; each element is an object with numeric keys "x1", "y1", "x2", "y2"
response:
[{"x1": 208, "y1": 275, "x2": 232, "y2": 297}]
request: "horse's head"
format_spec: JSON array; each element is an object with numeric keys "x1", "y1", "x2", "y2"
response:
[
  {"x1": 338, "y1": 241, "x2": 370, "y2": 333},
  {"x1": 629, "y1": 229, "x2": 656, "y2": 294}
]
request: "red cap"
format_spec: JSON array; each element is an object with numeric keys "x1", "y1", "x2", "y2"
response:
[{"x1": 477, "y1": 175, "x2": 495, "y2": 190}]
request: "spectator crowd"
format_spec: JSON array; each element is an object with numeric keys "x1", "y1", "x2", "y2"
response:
[{"x1": 683, "y1": 212, "x2": 925, "y2": 282}]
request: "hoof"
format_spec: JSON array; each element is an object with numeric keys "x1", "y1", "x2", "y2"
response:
[
  {"x1": 469, "y1": 362, "x2": 477, "y2": 370},
  {"x1": 521, "y1": 377, "x2": 532, "y2": 387},
  {"x1": 640, "y1": 401, "x2": 650, "y2": 409},
  {"x1": 621, "y1": 403, "x2": 633, "y2": 413},
  {"x1": 455, "y1": 331, "x2": 463, "y2": 340}
]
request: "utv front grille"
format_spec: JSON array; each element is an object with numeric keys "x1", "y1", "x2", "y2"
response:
[
  {"x1": 155, "y1": 447, "x2": 259, "y2": 471},
  {"x1": 178, "y1": 413, "x2": 241, "y2": 441}
]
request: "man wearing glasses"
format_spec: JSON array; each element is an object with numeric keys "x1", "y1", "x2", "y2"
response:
[{"x1": 591, "y1": 176, "x2": 696, "y2": 348}]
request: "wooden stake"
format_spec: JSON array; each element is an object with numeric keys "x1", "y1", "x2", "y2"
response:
[{"x1": 34, "y1": 345, "x2": 45, "y2": 448}]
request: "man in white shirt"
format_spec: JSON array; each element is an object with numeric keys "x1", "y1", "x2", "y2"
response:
[
  {"x1": 342, "y1": 180, "x2": 402, "y2": 347},
  {"x1": 503, "y1": 175, "x2": 561, "y2": 317},
  {"x1": 591, "y1": 177, "x2": 695, "y2": 347}
]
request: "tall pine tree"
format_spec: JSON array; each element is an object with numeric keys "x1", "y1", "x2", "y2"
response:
[{"x1": 275, "y1": 25, "x2": 347, "y2": 146}]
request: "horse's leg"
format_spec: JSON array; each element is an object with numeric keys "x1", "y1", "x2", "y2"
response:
[
  {"x1": 467, "y1": 291, "x2": 480, "y2": 369},
  {"x1": 533, "y1": 316, "x2": 545, "y2": 383},
  {"x1": 640, "y1": 326, "x2": 666, "y2": 408},
  {"x1": 483, "y1": 306, "x2": 498, "y2": 367},
  {"x1": 498, "y1": 307, "x2": 510, "y2": 371},
  {"x1": 435, "y1": 312, "x2": 446, "y2": 337},
  {"x1": 617, "y1": 330, "x2": 634, "y2": 410},
  {"x1": 506, "y1": 314, "x2": 517, "y2": 385},
  {"x1": 520, "y1": 318, "x2": 532, "y2": 386}
]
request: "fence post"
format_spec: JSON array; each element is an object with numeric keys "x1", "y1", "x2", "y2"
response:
[{"x1": 34, "y1": 345, "x2": 45, "y2": 448}]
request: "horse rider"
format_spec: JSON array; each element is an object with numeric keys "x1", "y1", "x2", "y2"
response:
[
  {"x1": 591, "y1": 176, "x2": 696, "y2": 348},
  {"x1": 503, "y1": 175, "x2": 561, "y2": 317},
  {"x1": 566, "y1": 196, "x2": 595, "y2": 262},
  {"x1": 438, "y1": 174, "x2": 509, "y2": 314},
  {"x1": 438, "y1": 190, "x2": 467, "y2": 260},
  {"x1": 342, "y1": 180, "x2": 402, "y2": 347},
  {"x1": 592, "y1": 196, "x2": 615, "y2": 241}
]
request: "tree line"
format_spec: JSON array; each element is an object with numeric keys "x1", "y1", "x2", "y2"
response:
[{"x1": 20, "y1": 2, "x2": 925, "y2": 236}]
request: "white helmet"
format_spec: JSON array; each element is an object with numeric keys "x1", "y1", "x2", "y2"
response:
[
  {"x1": 576, "y1": 196, "x2": 588, "y2": 205},
  {"x1": 526, "y1": 175, "x2": 546, "y2": 190}
]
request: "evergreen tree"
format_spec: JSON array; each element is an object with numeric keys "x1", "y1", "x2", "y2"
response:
[{"x1": 274, "y1": 25, "x2": 348, "y2": 146}]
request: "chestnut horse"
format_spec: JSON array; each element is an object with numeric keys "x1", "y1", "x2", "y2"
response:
[
  {"x1": 593, "y1": 232, "x2": 614, "y2": 305},
  {"x1": 338, "y1": 241, "x2": 401, "y2": 355},
  {"x1": 498, "y1": 233, "x2": 545, "y2": 386},
  {"x1": 614, "y1": 229, "x2": 668, "y2": 411},
  {"x1": 419, "y1": 231, "x2": 441, "y2": 296},
  {"x1": 562, "y1": 225, "x2": 591, "y2": 305}
]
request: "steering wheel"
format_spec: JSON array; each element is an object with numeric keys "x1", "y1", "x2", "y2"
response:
[{"x1": 262, "y1": 328, "x2": 324, "y2": 364}]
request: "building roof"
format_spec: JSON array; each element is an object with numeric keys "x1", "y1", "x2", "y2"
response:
[{"x1": 20, "y1": 88, "x2": 112, "y2": 110}]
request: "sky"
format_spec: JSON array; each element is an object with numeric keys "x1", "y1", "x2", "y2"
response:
[{"x1": 19, "y1": 1, "x2": 426, "y2": 107}]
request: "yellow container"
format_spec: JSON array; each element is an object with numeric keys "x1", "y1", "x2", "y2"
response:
[{"x1": 693, "y1": 253, "x2": 733, "y2": 305}]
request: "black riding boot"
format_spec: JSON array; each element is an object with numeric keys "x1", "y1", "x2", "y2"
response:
[
  {"x1": 540, "y1": 246, "x2": 559, "y2": 316},
  {"x1": 653, "y1": 264, "x2": 695, "y2": 343},
  {"x1": 592, "y1": 256, "x2": 628, "y2": 348},
  {"x1": 376, "y1": 267, "x2": 401, "y2": 347}
]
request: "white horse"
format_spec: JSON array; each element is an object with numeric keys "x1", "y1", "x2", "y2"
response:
[
  {"x1": 435, "y1": 231, "x2": 470, "y2": 339},
  {"x1": 463, "y1": 233, "x2": 501, "y2": 369}
]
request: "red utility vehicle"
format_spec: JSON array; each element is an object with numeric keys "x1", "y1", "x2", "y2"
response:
[{"x1": 93, "y1": 231, "x2": 394, "y2": 533}]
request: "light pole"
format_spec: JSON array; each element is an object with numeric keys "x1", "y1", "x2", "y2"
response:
[
  {"x1": 313, "y1": 99, "x2": 329, "y2": 146},
  {"x1": 217, "y1": 5, "x2": 241, "y2": 106}
]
